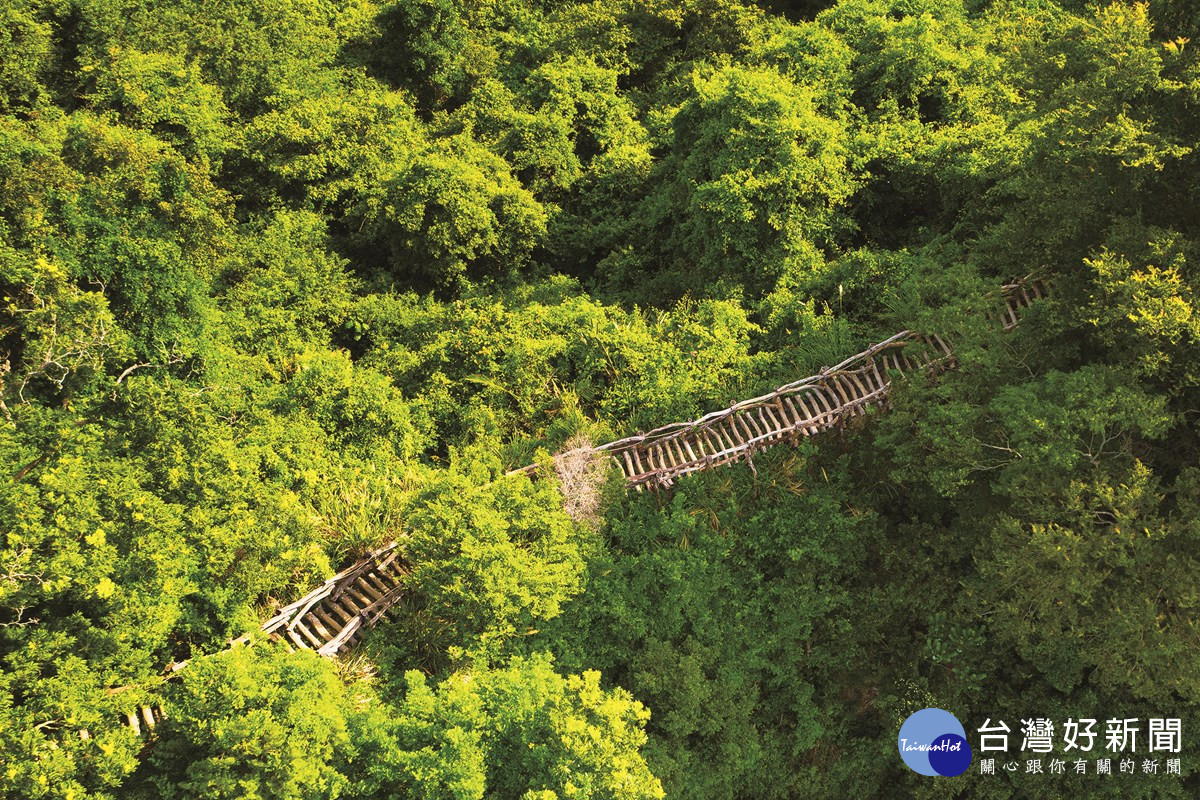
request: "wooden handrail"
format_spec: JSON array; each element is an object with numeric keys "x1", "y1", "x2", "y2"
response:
[{"x1": 106, "y1": 276, "x2": 1047, "y2": 735}]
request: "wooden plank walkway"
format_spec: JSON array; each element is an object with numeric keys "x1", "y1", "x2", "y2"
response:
[
  {"x1": 510, "y1": 329, "x2": 953, "y2": 490},
  {"x1": 259, "y1": 541, "x2": 407, "y2": 657},
  {"x1": 111, "y1": 276, "x2": 1046, "y2": 734},
  {"x1": 114, "y1": 542, "x2": 407, "y2": 734},
  {"x1": 508, "y1": 276, "x2": 1046, "y2": 491}
]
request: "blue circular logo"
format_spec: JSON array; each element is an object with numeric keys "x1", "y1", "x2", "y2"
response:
[{"x1": 898, "y1": 708, "x2": 972, "y2": 776}]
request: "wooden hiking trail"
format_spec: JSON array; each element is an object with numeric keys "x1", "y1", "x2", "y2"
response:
[
  {"x1": 115, "y1": 542, "x2": 407, "y2": 735},
  {"x1": 511, "y1": 327, "x2": 952, "y2": 490},
  {"x1": 511, "y1": 277, "x2": 1045, "y2": 490},
  {"x1": 113, "y1": 277, "x2": 1047, "y2": 734},
  {"x1": 260, "y1": 541, "x2": 407, "y2": 656}
]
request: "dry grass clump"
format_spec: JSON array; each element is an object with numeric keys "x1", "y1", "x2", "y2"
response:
[{"x1": 553, "y1": 433, "x2": 608, "y2": 527}]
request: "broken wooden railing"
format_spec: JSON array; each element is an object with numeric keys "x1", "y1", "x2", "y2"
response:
[
  {"x1": 507, "y1": 276, "x2": 1047, "y2": 490},
  {"x1": 113, "y1": 541, "x2": 406, "y2": 735},
  {"x1": 112, "y1": 276, "x2": 1046, "y2": 733},
  {"x1": 513, "y1": 329, "x2": 952, "y2": 490},
  {"x1": 259, "y1": 540, "x2": 407, "y2": 656}
]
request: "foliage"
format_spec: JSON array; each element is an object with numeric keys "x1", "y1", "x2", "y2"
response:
[
  {"x1": 3, "y1": 0, "x2": 1200, "y2": 797},
  {"x1": 373, "y1": 653, "x2": 665, "y2": 800}
]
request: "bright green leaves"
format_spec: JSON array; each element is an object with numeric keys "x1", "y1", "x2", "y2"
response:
[
  {"x1": 0, "y1": 410, "x2": 116, "y2": 635},
  {"x1": 971, "y1": 462, "x2": 1200, "y2": 705},
  {"x1": 822, "y1": 0, "x2": 998, "y2": 120},
  {"x1": 880, "y1": 357, "x2": 1172, "y2": 501},
  {"x1": 465, "y1": 654, "x2": 664, "y2": 800},
  {"x1": 366, "y1": 0, "x2": 473, "y2": 111},
  {"x1": 146, "y1": 646, "x2": 356, "y2": 800},
  {"x1": 76, "y1": 0, "x2": 372, "y2": 117},
  {"x1": 56, "y1": 113, "x2": 231, "y2": 306},
  {"x1": 0, "y1": 0, "x2": 53, "y2": 113},
  {"x1": 1083, "y1": 224, "x2": 1200, "y2": 385},
  {"x1": 397, "y1": 475, "x2": 589, "y2": 665},
  {"x1": 350, "y1": 280, "x2": 762, "y2": 446},
  {"x1": 615, "y1": 63, "x2": 854, "y2": 299},
  {"x1": 752, "y1": 19, "x2": 854, "y2": 115},
  {"x1": 0, "y1": 111, "x2": 231, "y2": 362},
  {"x1": 385, "y1": 655, "x2": 663, "y2": 800},
  {"x1": 244, "y1": 71, "x2": 552, "y2": 292},
  {"x1": 135, "y1": 645, "x2": 664, "y2": 799},
  {"x1": 243, "y1": 86, "x2": 422, "y2": 214},
  {"x1": 471, "y1": 53, "x2": 652, "y2": 274},
  {"x1": 981, "y1": 1, "x2": 1191, "y2": 273},
  {"x1": 281, "y1": 350, "x2": 430, "y2": 463},
  {"x1": 79, "y1": 46, "x2": 232, "y2": 164},
  {"x1": 0, "y1": 640, "x2": 145, "y2": 800},
  {"x1": 219, "y1": 211, "x2": 358, "y2": 362},
  {"x1": 533, "y1": 460, "x2": 875, "y2": 799},
  {"x1": 4, "y1": 0, "x2": 1200, "y2": 798},
  {"x1": 145, "y1": 648, "x2": 663, "y2": 800},
  {"x1": 818, "y1": 0, "x2": 1018, "y2": 250},
  {"x1": 985, "y1": 365, "x2": 1171, "y2": 509},
  {"x1": 621, "y1": 0, "x2": 768, "y2": 90},
  {"x1": 489, "y1": 55, "x2": 651, "y2": 197},
  {"x1": 360, "y1": 132, "x2": 547, "y2": 289},
  {"x1": 1, "y1": 251, "x2": 127, "y2": 405}
]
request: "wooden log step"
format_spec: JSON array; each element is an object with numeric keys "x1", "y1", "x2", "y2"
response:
[
  {"x1": 372, "y1": 569, "x2": 403, "y2": 593},
  {"x1": 763, "y1": 402, "x2": 785, "y2": 432},
  {"x1": 736, "y1": 410, "x2": 763, "y2": 440},
  {"x1": 322, "y1": 600, "x2": 356, "y2": 625},
  {"x1": 752, "y1": 407, "x2": 776, "y2": 438},
  {"x1": 732, "y1": 412, "x2": 758, "y2": 443},
  {"x1": 790, "y1": 394, "x2": 819, "y2": 432},
  {"x1": 327, "y1": 600, "x2": 361, "y2": 628},
  {"x1": 705, "y1": 427, "x2": 729, "y2": 455},
  {"x1": 342, "y1": 585, "x2": 376, "y2": 610},
  {"x1": 358, "y1": 569, "x2": 393, "y2": 593},
  {"x1": 680, "y1": 435, "x2": 699, "y2": 463},
  {"x1": 700, "y1": 424, "x2": 724, "y2": 453},
  {"x1": 620, "y1": 450, "x2": 636, "y2": 479},
  {"x1": 658, "y1": 442, "x2": 676, "y2": 469},
  {"x1": 845, "y1": 374, "x2": 868, "y2": 406},
  {"x1": 812, "y1": 386, "x2": 837, "y2": 417},
  {"x1": 674, "y1": 437, "x2": 694, "y2": 466},
  {"x1": 285, "y1": 627, "x2": 310, "y2": 650},
  {"x1": 353, "y1": 578, "x2": 385, "y2": 603},
  {"x1": 642, "y1": 443, "x2": 661, "y2": 472},
  {"x1": 313, "y1": 607, "x2": 345, "y2": 636},
  {"x1": 869, "y1": 359, "x2": 888, "y2": 394},
  {"x1": 629, "y1": 446, "x2": 647, "y2": 476},
  {"x1": 781, "y1": 395, "x2": 805, "y2": 427},
  {"x1": 804, "y1": 386, "x2": 832, "y2": 415},
  {"x1": 829, "y1": 377, "x2": 853, "y2": 407},
  {"x1": 665, "y1": 438, "x2": 687, "y2": 467},
  {"x1": 305, "y1": 614, "x2": 334, "y2": 640},
  {"x1": 291, "y1": 619, "x2": 326, "y2": 649}
]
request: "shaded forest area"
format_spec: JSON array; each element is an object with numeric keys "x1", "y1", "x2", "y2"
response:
[{"x1": 2, "y1": 0, "x2": 1200, "y2": 797}]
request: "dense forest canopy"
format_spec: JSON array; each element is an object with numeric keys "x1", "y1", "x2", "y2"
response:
[{"x1": 2, "y1": 0, "x2": 1199, "y2": 797}]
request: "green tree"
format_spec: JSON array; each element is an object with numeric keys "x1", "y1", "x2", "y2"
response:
[
  {"x1": 606, "y1": 63, "x2": 854, "y2": 299},
  {"x1": 139, "y1": 646, "x2": 357, "y2": 799},
  {"x1": 394, "y1": 474, "x2": 591, "y2": 668},
  {"x1": 354, "y1": 132, "x2": 547, "y2": 290},
  {"x1": 381, "y1": 654, "x2": 664, "y2": 800}
]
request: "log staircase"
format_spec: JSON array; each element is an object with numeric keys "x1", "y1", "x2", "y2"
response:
[{"x1": 112, "y1": 276, "x2": 1048, "y2": 734}]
